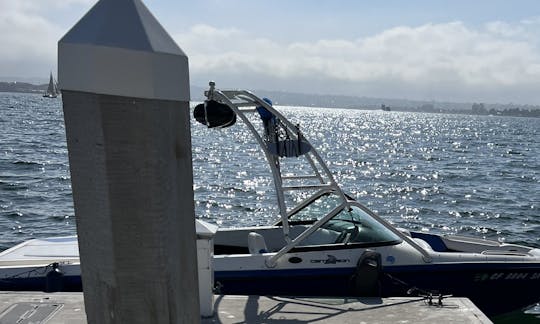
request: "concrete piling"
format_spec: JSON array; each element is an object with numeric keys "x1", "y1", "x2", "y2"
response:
[{"x1": 58, "y1": 0, "x2": 200, "y2": 323}]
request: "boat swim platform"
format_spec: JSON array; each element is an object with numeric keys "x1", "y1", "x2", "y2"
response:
[{"x1": 0, "y1": 292, "x2": 492, "y2": 323}]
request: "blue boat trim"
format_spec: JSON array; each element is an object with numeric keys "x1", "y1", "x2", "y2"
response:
[{"x1": 216, "y1": 262, "x2": 540, "y2": 278}]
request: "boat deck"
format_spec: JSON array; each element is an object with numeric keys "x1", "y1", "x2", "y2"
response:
[{"x1": 0, "y1": 236, "x2": 79, "y2": 267}]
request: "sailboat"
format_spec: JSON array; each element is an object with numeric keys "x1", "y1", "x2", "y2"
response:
[{"x1": 43, "y1": 72, "x2": 59, "y2": 98}]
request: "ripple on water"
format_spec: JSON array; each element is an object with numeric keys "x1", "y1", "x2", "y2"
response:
[{"x1": 0, "y1": 95, "x2": 539, "y2": 249}]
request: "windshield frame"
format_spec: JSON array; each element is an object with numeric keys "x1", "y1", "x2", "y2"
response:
[{"x1": 272, "y1": 190, "x2": 403, "y2": 249}]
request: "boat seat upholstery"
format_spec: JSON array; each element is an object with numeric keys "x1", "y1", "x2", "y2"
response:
[
  {"x1": 412, "y1": 238, "x2": 433, "y2": 251},
  {"x1": 248, "y1": 232, "x2": 268, "y2": 254},
  {"x1": 397, "y1": 228, "x2": 411, "y2": 237},
  {"x1": 289, "y1": 226, "x2": 340, "y2": 246}
]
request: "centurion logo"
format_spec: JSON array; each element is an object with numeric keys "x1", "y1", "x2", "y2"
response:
[{"x1": 310, "y1": 255, "x2": 350, "y2": 264}]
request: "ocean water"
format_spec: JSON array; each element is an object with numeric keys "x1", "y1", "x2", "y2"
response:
[
  {"x1": 1, "y1": 92, "x2": 539, "y2": 320},
  {"x1": 193, "y1": 99, "x2": 539, "y2": 250},
  {"x1": 0, "y1": 92, "x2": 538, "y2": 251}
]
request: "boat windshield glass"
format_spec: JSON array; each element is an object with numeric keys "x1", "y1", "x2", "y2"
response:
[
  {"x1": 290, "y1": 193, "x2": 401, "y2": 246},
  {"x1": 289, "y1": 193, "x2": 342, "y2": 223}
]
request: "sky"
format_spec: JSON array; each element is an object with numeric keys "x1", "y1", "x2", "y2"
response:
[{"x1": 1, "y1": 0, "x2": 540, "y2": 104}]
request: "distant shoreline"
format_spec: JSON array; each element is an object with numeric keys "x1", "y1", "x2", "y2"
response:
[
  {"x1": 2, "y1": 81, "x2": 539, "y2": 118},
  {"x1": 0, "y1": 81, "x2": 47, "y2": 94}
]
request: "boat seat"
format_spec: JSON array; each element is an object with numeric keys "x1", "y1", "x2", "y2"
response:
[
  {"x1": 248, "y1": 232, "x2": 268, "y2": 254},
  {"x1": 289, "y1": 226, "x2": 340, "y2": 246},
  {"x1": 412, "y1": 238, "x2": 433, "y2": 251},
  {"x1": 397, "y1": 228, "x2": 411, "y2": 237}
]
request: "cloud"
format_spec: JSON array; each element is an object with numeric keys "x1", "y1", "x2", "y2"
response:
[
  {"x1": 176, "y1": 20, "x2": 540, "y2": 103},
  {"x1": 0, "y1": 5, "x2": 56, "y2": 55},
  {"x1": 0, "y1": 0, "x2": 93, "y2": 80},
  {"x1": 1, "y1": 1, "x2": 539, "y2": 104}
]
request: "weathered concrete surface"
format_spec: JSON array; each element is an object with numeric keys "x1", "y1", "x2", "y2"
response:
[
  {"x1": 204, "y1": 295, "x2": 493, "y2": 324},
  {"x1": 0, "y1": 292, "x2": 86, "y2": 324},
  {"x1": 61, "y1": 93, "x2": 199, "y2": 324},
  {"x1": 0, "y1": 293, "x2": 492, "y2": 324}
]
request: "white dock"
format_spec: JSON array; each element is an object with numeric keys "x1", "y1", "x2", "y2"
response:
[{"x1": 0, "y1": 292, "x2": 492, "y2": 323}]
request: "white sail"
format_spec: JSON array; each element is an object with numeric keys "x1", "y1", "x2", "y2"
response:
[
  {"x1": 53, "y1": 79, "x2": 59, "y2": 96},
  {"x1": 44, "y1": 72, "x2": 58, "y2": 98}
]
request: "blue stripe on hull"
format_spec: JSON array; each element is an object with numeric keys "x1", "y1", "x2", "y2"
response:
[
  {"x1": 215, "y1": 263, "x2": 540, "y2": 317},
  {"x1": 0, "y1": 276, "x2": 82, "y2": 292}
]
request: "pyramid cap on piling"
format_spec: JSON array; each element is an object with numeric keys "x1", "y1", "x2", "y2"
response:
[{"x1": 58, "y1": 0, "x2": 189, "y2": 101}]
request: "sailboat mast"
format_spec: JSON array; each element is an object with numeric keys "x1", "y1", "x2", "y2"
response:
[
  {"x1": 47, "y1": 73, "x2": 55, "y2": 94},
  {"x1": 43, "y1": 72, "x2": 58, "y2": 98}
]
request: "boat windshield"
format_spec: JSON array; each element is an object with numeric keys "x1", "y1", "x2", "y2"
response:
[
  {"x1": 289, "y1": 193, "x2": 343, "y2": 223},
  {"x1": 290, "y1": 193, "x2": 401, "y2": 246}
]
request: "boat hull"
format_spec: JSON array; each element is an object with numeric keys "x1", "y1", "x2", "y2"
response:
[
  {"x1": 0, "y1": 238, "x2": 538, "y2": 318},
  {"x1": 0, "y1": 275, "x2": 81, "y2": 292},
  {"x1": 215, "y1": 262, "x2": 540, "y2": 317}
]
